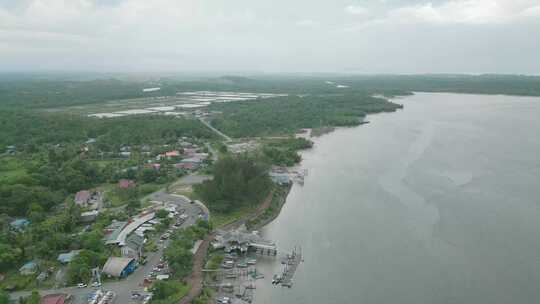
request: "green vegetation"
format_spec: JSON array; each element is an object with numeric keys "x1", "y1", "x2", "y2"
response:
[
  {"x1": 0, "y1": 111, "x2": 215, "y2": 152},
  {"x1": 151, "y1": 220, "x2": 211, "y2": 303},
  {"x1": 66, "y1": 250, "x2": 107, "y2": 284},
  {"x1": 206, "y1": 254, "x2": 224, "y2": 270},
  {"x1": 0, "y1": 79, "x2": 148, "y2": 108},
  {"x1": 247, "y1": 185, "x2": 290, "y2": 229},
  {"x1": 164, "y1": 220, "x2": 211, "y2": 279},
  {"x1": 192, "y1": 288, "x2": 213, "y2": 304},
  {"x1": 20, "y1": 290, "x2": 40, "y2": 304},
  {"x1": 261, "y1": 138, "x2": 313, "y2": 166},
  {"x1": 194, "y1": 155, "x2": 272, "y2": 213},
  {"x1": 150, "y1": 281, "x2": 190, "y2": 304},
  {"x1": 0, "y1": 290, "x2": 9, "y2": 304},
  {"x1": 209, "y1": 205, "x2": 255, "y2": 228},
  {"x1": 1, "y1": 73, "x2": 539, "y2": 294},
  {"x1": 0, "y1": 157, "x2": 32, "y2": 185},
  {"x1": 0, "y1": 102, "x2": 210, "y2": 286},
  {"x1": 156, "y1": 209, "x2": 169, "y2": 219},
  {"x1": 209, "y1": 93, "x2": 401, "y2": 138}
]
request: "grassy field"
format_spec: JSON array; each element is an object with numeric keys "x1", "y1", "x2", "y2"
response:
[
  {"x1": 0, "y1": 156, "x2": 32, "y2": 185},
  {"x1": 210, "y1": 206, "x2": 255, "y2": 228}
]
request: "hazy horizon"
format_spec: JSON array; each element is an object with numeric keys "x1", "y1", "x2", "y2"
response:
[{"x1": 1, "y1": 0, "x2": 540, "y2": 74}]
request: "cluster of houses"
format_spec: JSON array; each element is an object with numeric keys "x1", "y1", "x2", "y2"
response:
[
  {"x1": 226, "y1": 141, "x2": 260, "y2": 154},
  {"x1": 113, "y1": 140, "x2": 210, "y2": 175},
  {"x1": 73, "y1": 189, "x2": 104, "y2": 223},
  {"x1": 154, "y1": 141, "x2": 209, "y2": 172},
  {"x1": 15, "y1": 208, "x2": 163, "y2": 280},
  {"x1": 74, "y1": 189, "x2": 103, "y2": 209},
  {"x1": 99, "y1": 205, "x2": 172, "y2": 278}
]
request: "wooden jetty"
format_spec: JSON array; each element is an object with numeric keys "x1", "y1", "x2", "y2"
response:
[{"x1": 277, "y1": 246, "x2": 302, "y2": 288}]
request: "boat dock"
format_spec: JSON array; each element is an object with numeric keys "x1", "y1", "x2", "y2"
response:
[{"x1": 275, "y1": 246, "x2": 302, "y2": 288}]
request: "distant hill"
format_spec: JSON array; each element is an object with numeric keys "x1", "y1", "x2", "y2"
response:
[{"x1": 213, "y1": 75, "x2": 257, "y2": 84}]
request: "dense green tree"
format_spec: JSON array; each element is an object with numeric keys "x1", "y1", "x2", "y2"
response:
[
  {"x1": 67, "y1": 250, "x2": 106, "y2": 284},
  {"x1": 194, "y1": 155, "x2": 271, "y2": 213},
  {"x1": 0, "y1": 290, "x2": 9, "y2": 304},
  {"x1": 81, "y1": 230, "x2": 105, "y2": 253},
  {"x1": 209, "y1": 93, "x2": 401, "y2": 138},
  {"x1": 0, "y1": 242, "x2": 22, "y2": 271},
  {"x1": 126, "y1": 199, "x2": 141, "y2": 215},
  {"x1": 139, "y1": 168, "x2": 158, "y2": 183},
  {"x1": 156, "y1": 209, "x2": 169, "y2": 219},
  {"x1": 27, "y1": 291, "x2": 40, "y2": 304}
]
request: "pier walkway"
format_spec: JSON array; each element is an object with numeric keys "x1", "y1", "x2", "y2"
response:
[{"x1": 280, "y1": 247, "x2": 302, "y2": 287}]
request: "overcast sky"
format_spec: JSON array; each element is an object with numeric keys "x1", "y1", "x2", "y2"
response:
[{"x1": 1, "y1": 0, "x2": 539, "y2": 74}]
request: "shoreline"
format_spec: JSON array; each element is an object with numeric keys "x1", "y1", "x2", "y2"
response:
[
  {"x1": 189, "y1": 95, "x2": 404, "y2": 302},
  {"x1": 247, "y1": 184, "x2": 293, "y2": 230}
]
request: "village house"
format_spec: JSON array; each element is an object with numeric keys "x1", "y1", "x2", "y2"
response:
[
  {"x1": 102, "y1": 257, "x2": 136, "y2": 278},
  {"x1": 165, "y1": 150, "x2": 180, "y2": 158},
  {"x1": 74, "y1": 190, "x2": 91, "y2": 206},
  {"x1": 119, "y1": 151, "x2": 131, "y2": 158},
  {"x1": 269, "y1": 172, "x2": 291, "y2": 185},
  {"x1": 121, "y1": 233, "x2": 145, "y2": 260},
  {"x1": 179, "y1": 141, "x2": 195, "y2": 148},
  {"x1": 57, "y1": 250, "x2": 81, "y2": 264},
  {"x1": 40, "y1": 293, "x2": 71, "y2": 304},
  {"x1": 19, "y1": 261, "x2": 38, "y2": 275},
  {"x1": 212, "y1": 230, "x2": 277, "y2": 255},
  {"x1": 103, "y1": 220, "x2": 128, "y2": 244},
  {"x1": 182, "y1": 147, "x2": 199, "y2": 156},
  {"x1": 80, "y1": 210, "x2": 99, "y2": 223},
  {"x1": 118, "y1": 179, "x2": 136, "y2": 189},
  {"x1": 6, "y1": 145, "x2": 16, "y2": 154},
  {"x1": 74, "y1": 190, "x2": 103, "y2": 209},
  {"x1": 10, "y1": 218, "x2": 30, "y2": 231},
  {"x1": 145, "y1": 163, "x2": 161, "y2": 170}
]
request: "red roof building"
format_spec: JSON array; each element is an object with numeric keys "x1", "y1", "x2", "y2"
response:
[
  {"x1": 165, "y1": 150, "x2": 180, "y2": 157},
  {"x1": 183, "y1": 148, "x2": 198, "y2": 156},
  {"x1": 118, "y1": 179, "x2": 136, "y2": 189},
  {"x1": 41, "y1": 293, "x2": 69, "y2": 304},
  {"x1": 74, "y1": 190, "x2": 91, "y2": 205}
]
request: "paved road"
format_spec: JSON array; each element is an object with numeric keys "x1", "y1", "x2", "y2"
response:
[
  {"x1": 198, "y1": 118, "x2": 232, "y2": 142},
  {"x1": 10, "y1": 190, "x2": 210, "y2": 304}
]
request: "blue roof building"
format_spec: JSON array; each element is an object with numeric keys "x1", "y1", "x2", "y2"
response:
[
  {"x1": 19, "y1": 261, "x2": 38, "y2": 275},
  {"x1": 10, "y1": 218, "x2": 30, "y2": 231},
  {"x1": 57, "y1": 250, "x2": 81, "y2": 264},
  {"x1": 102, "y1": 257, "x2": 136, "y2": 278},
  {"x1": 269, "y1": 173, "x2": 291, "y2": 185}
]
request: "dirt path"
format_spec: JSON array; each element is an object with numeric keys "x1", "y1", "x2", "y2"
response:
[
  {"x1": 178, "y1": 190, "x2": 275, "y2": 303},
  {"x1": 180, "y1": 233, "x2": 214, "y2": 304}
]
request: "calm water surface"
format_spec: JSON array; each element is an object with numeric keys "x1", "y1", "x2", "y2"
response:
[{"x1": 253, "y1": 92, "x2": 540, "y2": 304}]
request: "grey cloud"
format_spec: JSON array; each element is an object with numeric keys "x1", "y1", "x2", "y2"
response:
[{"x1": 0, "y1": 0, "x2": 539, "y2": 74}]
